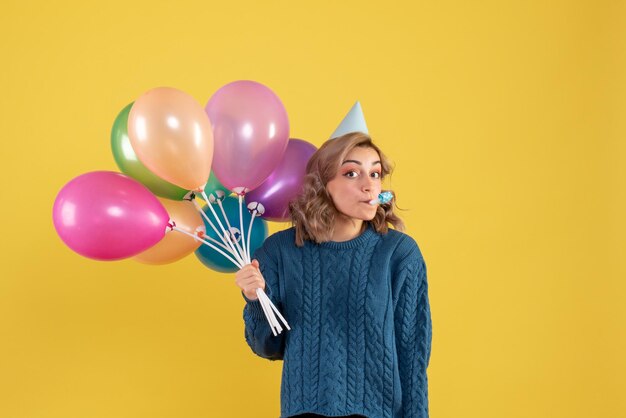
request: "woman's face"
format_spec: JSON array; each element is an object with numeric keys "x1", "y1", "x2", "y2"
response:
[{"x1": 326, "y1": 146, "x2": 383, "y2": 221}]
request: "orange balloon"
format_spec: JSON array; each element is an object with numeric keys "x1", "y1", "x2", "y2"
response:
[
  {"x1": 134, "y1": 198, "x2": 204, "y2": 265},
  {"x1": 128, "y1": 87, "x2": 214, "y2": 191}
]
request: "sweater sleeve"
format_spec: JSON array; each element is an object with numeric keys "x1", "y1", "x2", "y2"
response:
[
  {"x1": 394, "y1": 254, "x2": 432, "y2": 418},
  {"x1": 242, "y1": 239, "x2": 286, "y2": 361}
]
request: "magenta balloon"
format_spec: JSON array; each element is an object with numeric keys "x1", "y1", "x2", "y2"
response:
[
  {"x1": 205, "y1": 80, "x2": 289, "y2": 193},
  {"x1": 246, "y1": 139, "x2": 317, "y2": 222},
  {"x1": 52, "y1": 171, "x2": 170, "y2": 261}
]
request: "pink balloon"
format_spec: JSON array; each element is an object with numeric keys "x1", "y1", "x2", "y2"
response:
[
  {"x1": 246, "y1": 139, "x2": 317, "y2": 222},
  {"x1": 205, "y1": 80, "x2": 289, "y2": 194},
  {"x1": 53, "y1": 171, "x2": 170, "y2": 261}
]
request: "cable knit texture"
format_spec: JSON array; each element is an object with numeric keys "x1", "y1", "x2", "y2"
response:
[{"x1": 242, "y1": 223, "x2": 432, "y2": 418}]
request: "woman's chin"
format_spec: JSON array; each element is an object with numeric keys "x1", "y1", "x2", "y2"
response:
[{"x1": 360, "y1": 210, "x2": 378, "y2": 222}]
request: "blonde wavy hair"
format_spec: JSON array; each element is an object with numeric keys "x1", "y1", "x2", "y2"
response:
[{"x1": 289, "y1": 132, "x2": 405, "y2": 246}]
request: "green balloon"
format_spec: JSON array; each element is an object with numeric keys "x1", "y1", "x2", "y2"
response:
[
  {"x1": 203, "y1": 171, "x2": 231, "y2": 197},
  {"x1": 111, "y1": 102, "x2": 189, "y2": 200}
]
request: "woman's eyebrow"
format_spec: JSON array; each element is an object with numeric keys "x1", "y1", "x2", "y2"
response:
[{"x1": 341, "y1": 160, "x2": 382, "y2": 166}]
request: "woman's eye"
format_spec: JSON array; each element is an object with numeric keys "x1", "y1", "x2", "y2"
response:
[
  {"x1": 371, "y1": 172, "x2": 381, "y2": 179},
  {"x1": 345, "y1": 171, "x2": 358, "y2": 178}
]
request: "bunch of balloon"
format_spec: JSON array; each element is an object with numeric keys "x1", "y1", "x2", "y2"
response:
[
  {"x1": 204, "y1": 80, "x2": 300, "y2": 335},
  {"x1": 53, "y1": 87, "x2": 216, "y2": 264},
  {"x1": 52, "y1": 83, "x2": 298, "y2": 336}
]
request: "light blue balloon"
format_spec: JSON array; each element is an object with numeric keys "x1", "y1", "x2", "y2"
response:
[{"x1": 195, "y1": 195, "x2": 268, "y2": 273}]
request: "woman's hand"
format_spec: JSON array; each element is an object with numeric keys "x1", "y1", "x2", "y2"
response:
[{"x1": 235, "y1": 259, "x2": 266, "y2": 301}]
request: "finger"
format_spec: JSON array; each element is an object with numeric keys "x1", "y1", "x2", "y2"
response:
[
  {"x1": 244, "y1": 285, "x2": 261, "y2": 295},
  {"x1": 237, "y1": 265, "x2": 253, "y2": 274},
  {"x1": 241, "y1": 277, "x2": 263, "y2": 288},
  {"x1": 237, "y1": 271, "x2": 260, "y2": 282},
  {"x1": 237, "y1": 264, "x2": 259, "y2": 274},
  {"x1": 241, "y1": 265, "x2": 260, "y2": 275}
]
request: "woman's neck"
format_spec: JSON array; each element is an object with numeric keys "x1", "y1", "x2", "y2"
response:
[{"x1": 331, "y1": 216, "x2": 366, "y2": 242}]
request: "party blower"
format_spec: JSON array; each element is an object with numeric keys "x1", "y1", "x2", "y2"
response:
[{"x1": 369, "y1": 191, "x2": 394, "y2": 206}]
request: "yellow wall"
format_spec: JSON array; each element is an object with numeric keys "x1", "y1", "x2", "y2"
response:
[{"x1": 1, "y1": 1, "x2": 624, "y2": 417}]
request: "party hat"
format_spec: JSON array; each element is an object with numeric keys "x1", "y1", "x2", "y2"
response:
[{"x1": 329, "y1": 101, "x2": 369, "y2": 139}]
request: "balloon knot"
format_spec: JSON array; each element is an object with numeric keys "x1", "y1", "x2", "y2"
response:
[
  {"x1": 207, "y1": 190, "x2": 225, "y2": 204},
  {"x1": 232, "y1": 186, "x2": 250, "y2": 196},
  {"x1": 247, "y1": 201, "x2": 265, "y2": 216},
  {"x1": 167, "y1": 221, "x2": 177, "y2": 231}
]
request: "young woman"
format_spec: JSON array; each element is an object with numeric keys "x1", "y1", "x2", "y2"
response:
[{"x1": 235, "y1": 132, "x2": 432, "y2": 418}]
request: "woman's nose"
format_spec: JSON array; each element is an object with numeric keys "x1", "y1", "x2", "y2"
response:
[{"x1": 362, "y1": 177, "x2": 374, "y2": 192}]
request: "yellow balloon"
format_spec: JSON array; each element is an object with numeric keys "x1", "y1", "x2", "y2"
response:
[
  {"x1": 128, "y1": 87, "x2": 214, "y2": 191},
  {"x1": 134, "y1": 198, "x2": 204, "y2": 265}
]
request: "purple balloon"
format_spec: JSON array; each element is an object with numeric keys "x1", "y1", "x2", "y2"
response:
[
  {"x1": 52, "y1": 171, "x2": 170, "y2": 261},
  {"x1": 246, "y1": 138, "x2": 317, "y2": 222},
  {"x1": 205, "y1": 80, "x2": 289, "y2": 194}
]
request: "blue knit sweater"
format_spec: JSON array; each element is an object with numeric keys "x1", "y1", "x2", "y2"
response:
[{"x1": 242, "y1": 223, "x2": 432, "y2": 418}]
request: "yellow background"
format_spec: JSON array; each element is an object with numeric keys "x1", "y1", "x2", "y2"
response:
[{"x1": 1, "y1": 1, "x2": 624, "y2": 417}]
